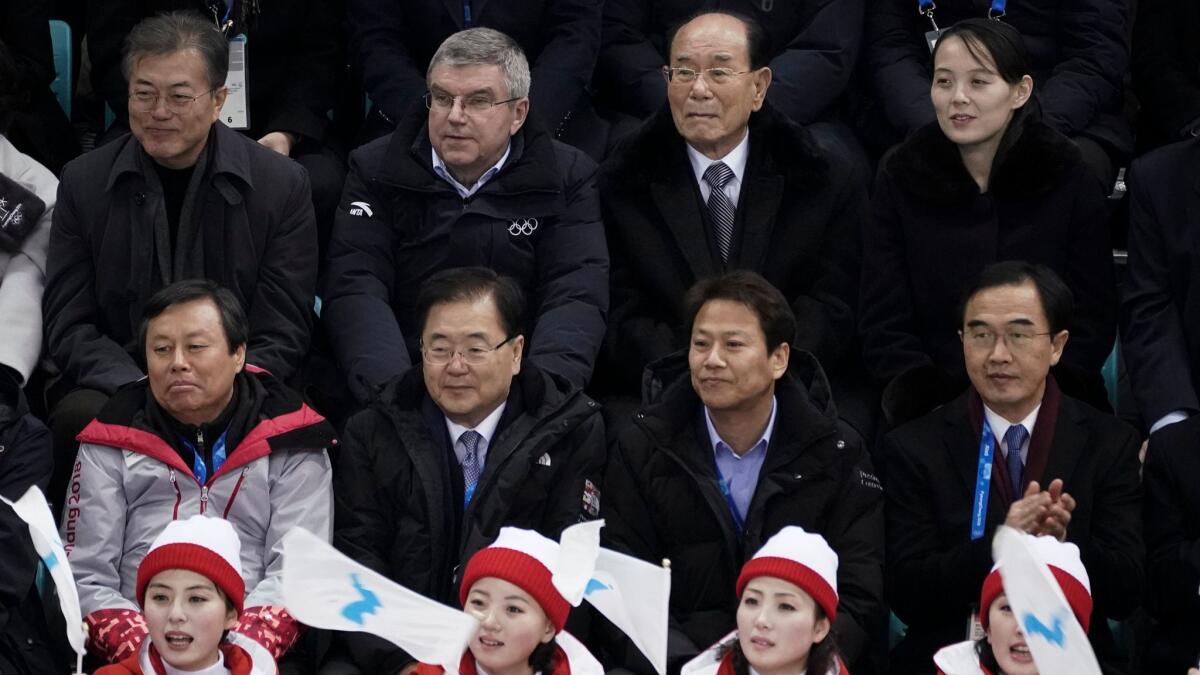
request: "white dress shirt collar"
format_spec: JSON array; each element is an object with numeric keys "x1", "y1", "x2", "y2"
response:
[
  {"x1": 445, "y1": 401, "x2": 507, "y2": 464},
  {"x1": 431, "y1": 142, "x2": 512, "y2": 198},
  {"x1": 983, "y1": 403, "x2": 1041, "y2": 463},
  {"x1": 686, "y1": 130, "x2": 750, "y2": 206}
]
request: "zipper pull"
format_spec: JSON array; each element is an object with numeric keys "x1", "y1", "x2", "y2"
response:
[
  {"x1": 200, "y1": 486, "x2": 210, "y2": 514},
  {"x1": 196, "y1": 429, "x2": 206, "y2": 452}
]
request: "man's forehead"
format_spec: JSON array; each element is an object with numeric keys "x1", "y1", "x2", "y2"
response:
[
  {"x1": 963, "y1": 283, "x2": 1048, "y2": 325},
  {"x1": 428, "y1": 63, "x2": 507, "y2": 93},
  {"x1": 671, "y1": 16, "x2": 751, "y2": 62}
]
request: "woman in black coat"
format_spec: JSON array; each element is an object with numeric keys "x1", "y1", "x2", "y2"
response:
[{"x1": 859, "y1": 19, "x2": 1116, "y2": 424}]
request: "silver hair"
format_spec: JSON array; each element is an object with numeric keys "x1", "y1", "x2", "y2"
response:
[{"x1": 426, "y1": 28, "x2": 530, "y2": 99}]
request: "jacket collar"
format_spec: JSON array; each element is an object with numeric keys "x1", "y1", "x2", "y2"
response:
[
  {"x1": 884, "y1": 116, "x2": 1080, "y2": 205},
  {"x1": 607, "y1": 101, "x2": 827, "y2": 194},
  {"x1": 77, "y1": 368, "x2": 335, "y2": 481},
  {"x1": 605, "y1": 102, "x2": 822, "y2": 275},
  {"x1": 377, "y1": 102, "x2": 563, "y2": 200},
  {"x1": 105, "y1": 123, "x2": 256, "y2": 193}
]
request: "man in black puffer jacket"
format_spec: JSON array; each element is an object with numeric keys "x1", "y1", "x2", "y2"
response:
[
  {"x1": 328, "y1": 267, "x2": 605, "y2": 675},
  {"x1": 603, "y1": 272, "x2": 884, "y2": 675}
]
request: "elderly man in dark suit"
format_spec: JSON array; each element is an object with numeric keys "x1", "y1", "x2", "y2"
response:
[
  {"x1": 597, "y1": 11, "x2": 864, "y2": 416},
  {"x1": 882, "y1": 261, "x2": 1142, "y2": 675}
]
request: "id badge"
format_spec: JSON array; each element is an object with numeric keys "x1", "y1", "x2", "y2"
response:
[
  {"x1": 222, "y1": 34, "x2": 250, "y2": 130},
  {"x1": 925, "y1": 28, "x2": 946, "y2": 54},
  {"x1": 965, "y1": 603, "x2": 986, "y2": 642}
]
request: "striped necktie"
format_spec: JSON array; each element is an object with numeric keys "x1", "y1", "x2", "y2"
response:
[{"x1": 703, "y1": 162, "x2": 736, "y2": 262}]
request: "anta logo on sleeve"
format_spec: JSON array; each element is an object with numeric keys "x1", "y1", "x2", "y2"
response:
[{"x1": 349, "y1": 201, "x2": 374, "y2": 217}]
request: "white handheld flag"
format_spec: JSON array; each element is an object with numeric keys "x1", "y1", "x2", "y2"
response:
[
  {"x1": 584, "y1": 547, "x2": 671, "y2": 675},
  {"x1": 553, "y1": 520, "x2": 604, "y2": 605},
  {"x1": 281, "y1": 527, "x2": 478, "y2": 671},
  {"x1": 0, "y1": 486, "x2": 87, "y2": 668},
  {"x1": 992, "y1": 527, "x2": 1101, "y2": 675}
]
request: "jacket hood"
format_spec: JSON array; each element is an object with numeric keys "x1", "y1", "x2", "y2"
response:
[
  {"x1": 603, "y1": 101, "x2": 828, "y2": 197},
  {"x1": 643, "y1": 346, "x2": 836, "y2": 413},
  {"x1": 884, "y1": 116, "x2": 1081, "y2": 205},
  {"x1": 376, "y1": 102, "x2": 566, "y2": 202},
  {"x1": 639, "y1": 347, "x2": 840, "y2": 443},
  {"x1": 77, "y1": 367, "x2": 336, "y2": 468},
  {"x1": 374, "y1": 360, "x2": 597, "y2": 430}
]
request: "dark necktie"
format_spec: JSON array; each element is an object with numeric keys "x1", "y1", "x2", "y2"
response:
[
  {"x1": 460, "y1": 430, "x2": 482, "y2": 505},
  {"x1": 703, "y1": 162, "x2": 736, "y2": 262},
  {"x1": 1004, "y1": 424, "x2": 1028, "y2": 496}
]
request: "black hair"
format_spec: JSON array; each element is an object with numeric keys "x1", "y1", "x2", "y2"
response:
[
  {"x1": 974, "y1": 635, "x2": 1002, "y2": 672},
  {"x1": 527, "y1": 638, "x2": 558, "y2": 673},
  {"x1": 667, "y1": 10, "x2": 771, "y2": 70},
  {"x1": 717, "y1": 605, "x2": 839, "y2": 675},
  {"x1": 122, "y1": 10, "x2": 230, "y2": 90},
  {"x1": 138, "y1": 279, "x2": 248, "y2": 357},
  {"x1": 683, "y1": 271, "x2": 796, "y2": 352},
  {"x1": 416, "y1": 267, "x2": 527, "y2": 339},
  {"x1": 932, "y1": 18, "x2": 1032, "y2": 86},
  {"x1": 959, "y1": 260, "x2": 1074, "y2": 334}
]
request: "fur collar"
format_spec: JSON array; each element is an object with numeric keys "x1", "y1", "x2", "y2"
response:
[
  {"x1": 883, "y1": 116, "x2": 1082, "y2": 205},
  {"x1": 604, "y1": 101, "x2": 827, "y2": 195}
]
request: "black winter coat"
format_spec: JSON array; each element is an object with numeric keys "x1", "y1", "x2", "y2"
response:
[
  {"x1": 862, "y1": 0, "x2": 1132, "y2": 156},
  {"x1": 603, "y1": 351, "x2": 884, "y2": 673},
  {"x1": 598, "y1": 0, "x2": 863, "y2": 124},
  {"x1": 322, "y1": 107, "x2": 608, "y2": 403},
  {"x1": 332, "y1": 364, "x2": 605, "y2": 674},
  {"x1": 859, "y1": 119, "x2": 1115, "y2": 388},
  {"x1": 89, "y1": 0, "x2": 344, "y2": 145},
  {"x1": 600, "y1": 103, "x2": 861, "y2": 393},
  {"x1": 1142, "y1": 414, "x2": 1200, "y2": 673},
  {"x1": 348, "y1": 0, "x2": 600, "y2": 136},
  {"x1": 1132, "y1": 0, "x2": 1200, "y2": 148},
  {"x1": 881, "y1": 381, "x2": 1142, "y2": 674},
  {"x1": 1121, "y1": 137, "x2": 1200, "y2": 426},
  {"x1": 43, "y1": 124, "x2": 317, "y2": 393}
]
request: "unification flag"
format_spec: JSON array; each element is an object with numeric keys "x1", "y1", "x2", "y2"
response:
[
  {"x1": 281, "y1": 527, "x2": 478, "y2": 671},
  {"x1": 0, "y1": 486, "x2": 87, "y2": 664},
  {"x1": 992, "y1": 526, "x2": 1101, "y2": 675},
  {"x1": 583, "y1": 546, "x2": 671, "y2": 675}
]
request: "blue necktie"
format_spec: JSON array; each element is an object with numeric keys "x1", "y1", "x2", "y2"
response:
[
  {"x1": 703, "y1": 162, "x2": 736, "y2": 262},
  {"x1": 1003, "y1": 424, "x2": 1028, "y2": 496},
  {"x1": 460, "y1": 430, "x2": 482, "y2": 506}
]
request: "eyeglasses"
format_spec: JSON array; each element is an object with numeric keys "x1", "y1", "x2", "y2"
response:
[
  {"x1": 962, "y1": 329, "x2": 1055, "y2": 352},
  {"x1": 422, "y1": 336, "x2": 514, "y2": 366},
  {"x1": 129, "y1": 88, "x2": 219, "y2": 113},
  {"x1": 424, "y1": 91, "x2": 522, "y2": 114},
  {"x1": 662, "y1": 66, "x2": 753, "y2": 85}
]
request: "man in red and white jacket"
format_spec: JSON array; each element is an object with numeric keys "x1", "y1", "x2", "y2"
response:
[{"x1": 61, "y1": 279, "x2": 336, "y2": 669}]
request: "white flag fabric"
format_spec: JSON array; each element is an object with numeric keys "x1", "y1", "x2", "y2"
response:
[
  {"x1": 0, "y1": 486, "x2": 86, "y2": 658},
  {"x1": 281, "y1": 527, "x2": 478, "y2": 671},
  {"x1": 583, "y1": 546, "x2": 671, "y2": 675},
  {"x1": 554, "y1": 520, "x2": 604, "y2": 606},
  {"x1": 991, "y1": 527, "x2": 1101, "y2": 675}
]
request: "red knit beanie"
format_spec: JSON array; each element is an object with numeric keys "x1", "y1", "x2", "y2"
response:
[
  {"x1": 136, "y1": 515, "x2": 245, "y2": 614},
  {"x1": 735, "y1": 526, "x2": 839, "y2": 622},
  {"x1": 460, "y1": 528, "x2": 570, "y2": 631},
  {"x1": 978, "y1": 536, "x2": 1092, "y2": 633}
]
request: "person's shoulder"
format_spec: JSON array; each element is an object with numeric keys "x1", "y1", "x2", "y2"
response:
[
  {"x1": 884, "y1": 394, "x2": 967, "y2": 455},
  {"x1": 59, "y1": 132, "x2": 135, "y2": 189},
  {"x1": 1132, "y1": 135, "x2": 1200, "y2": 179}
]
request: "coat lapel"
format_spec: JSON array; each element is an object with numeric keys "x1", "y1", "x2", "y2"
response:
[
  {"x1": 954, "y1": 393, "x2": 1009, "y2": 529},
  {"x1": 733, "y1": 137, "x2": 783, "y2": 268},
  {"x1": 651, "y1": 168, "x2": 717, "y2": 280}
]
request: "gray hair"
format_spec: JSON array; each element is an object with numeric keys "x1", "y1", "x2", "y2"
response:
[
  {"x1": 122, "y1": 11, "x2": 229, "y2": 90},
  {"x1": 426, "y1": 28, "x2": 530, "y2": 99}
]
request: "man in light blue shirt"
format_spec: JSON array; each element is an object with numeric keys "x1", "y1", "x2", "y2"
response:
[{"x1": 603, "y1": 271, "x2": 883, "y2": 673}]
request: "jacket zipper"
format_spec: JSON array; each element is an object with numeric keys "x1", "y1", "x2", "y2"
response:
[
  {"x1": 169, "y1": 470, "x2": 182, "y2": 519},
  {"x1": 223, "y1": 467, "x2": 249, "y2": 518}
]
